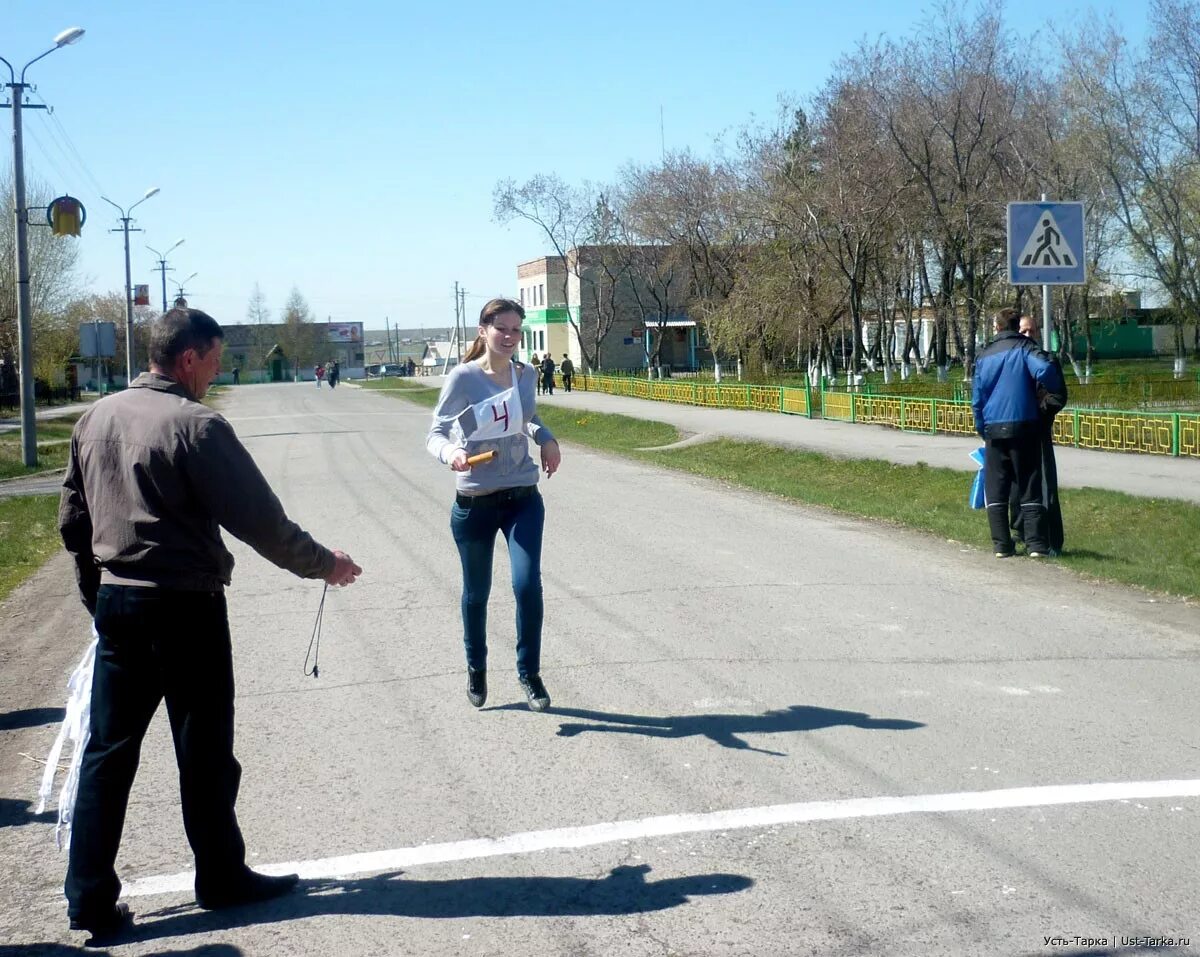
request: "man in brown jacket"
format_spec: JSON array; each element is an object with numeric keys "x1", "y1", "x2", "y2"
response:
[{"x1": 58, "y1": 308, "x2": 362, "y2": 940}]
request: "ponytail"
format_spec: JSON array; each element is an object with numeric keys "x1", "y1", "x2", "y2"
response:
[{"x1": 462, "y1": 334, "x2": 487, "y2": 363}]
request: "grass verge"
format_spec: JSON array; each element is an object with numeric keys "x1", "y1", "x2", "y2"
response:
[
  {"x1": 0, "y1": 414, "x2": 82, "y2": 480},
  {"x1": 0, "y1": 494, "x2": 62, "y2": 604},
  {"x1": 372, "y1": 384, "x2": 1200, "y2": 600}
]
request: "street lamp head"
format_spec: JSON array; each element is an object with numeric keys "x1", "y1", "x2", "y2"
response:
[
  {"x1": 143, "y1": 187, "x2": 160, "y2": 200},
  {"x1": 54, "y1": 27, "x2": 85, "y2": 47}
]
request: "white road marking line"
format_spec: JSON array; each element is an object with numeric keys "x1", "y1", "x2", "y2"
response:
[{"x1": 122, "y1": 779, "x2": 1200, "y2": 899}]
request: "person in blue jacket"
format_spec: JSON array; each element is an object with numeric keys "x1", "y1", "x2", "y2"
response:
[{"x1": 972, "y1": 307, "x2": 1067, "y2": 558}]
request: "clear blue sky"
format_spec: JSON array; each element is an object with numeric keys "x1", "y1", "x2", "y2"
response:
[{"x1": 6, "y1": 0, "x2": 1148, "y2": 330}]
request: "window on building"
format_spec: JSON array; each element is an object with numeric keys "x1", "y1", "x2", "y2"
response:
[
  {"x1": 539, "y1": 331, "x2": 545, "y2": 351},
  {"x1": 520, "y1": 288, "x2": 525, "y2": 306},
  {"x1": 539, "y1": 283, "x2": 545, "y2": 306}
]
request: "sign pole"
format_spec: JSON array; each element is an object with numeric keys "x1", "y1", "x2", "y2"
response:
[{"x1": 1041, "y1": 193, "x2": 1052, "y2": 346}]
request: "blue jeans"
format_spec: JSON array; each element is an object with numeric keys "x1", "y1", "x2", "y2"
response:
[{"x1": 450, "y1": 490, "x2": 544, "y2": 677}]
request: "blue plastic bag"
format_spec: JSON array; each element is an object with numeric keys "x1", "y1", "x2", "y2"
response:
[{"x1": 969, "y1": 446, "x2": 986, "y2": 509}]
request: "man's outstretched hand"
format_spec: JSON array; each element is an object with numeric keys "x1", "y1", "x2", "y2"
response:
[{"x1": 325, "y1": 550, "x2": 363, "y2": 586}]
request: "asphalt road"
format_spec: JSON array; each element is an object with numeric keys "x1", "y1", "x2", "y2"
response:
[{"x1": 1, "y1": 381, "x2": 1197, "y2": 957}]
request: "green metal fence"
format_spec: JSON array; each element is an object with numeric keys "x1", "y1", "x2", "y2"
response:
[{"x1": 572, "y1": 373, "x2": 1200, "y2": 458}]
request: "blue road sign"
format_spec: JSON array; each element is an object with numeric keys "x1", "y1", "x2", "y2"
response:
[{"x1": 1007, "y1": 201, "x2": 1086, "y2": 285}]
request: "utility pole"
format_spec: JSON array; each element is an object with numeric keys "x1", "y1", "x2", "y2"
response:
[
  {"x1": 174, "y1": 271, "x2": 197, "y2": 304},
  {"x1": 102, "y1": 188, "x2": 160, "y2": 382},
  {"x1": 148, "y1": 239, "x2": 184, "y2": 313},
  {"x1": 2, "y1": 27, "x2": 85, "y2": 467},
  {"x1": 1041, "y1": 192, "x2": 1053, "y2": 348},
  {"x1": 458, "y1": 287, "x2": 468, "y2": 359},
  {"x1": 453, "y1": 282, "x2": 462, "y2": 362},
  {"x1": 2, "y1": 70, "x2": 45, "y2": 466}
]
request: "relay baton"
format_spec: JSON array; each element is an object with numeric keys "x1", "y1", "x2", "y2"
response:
[{"x1": 466, "y1": 450, "x2": 496, "y2": 467}]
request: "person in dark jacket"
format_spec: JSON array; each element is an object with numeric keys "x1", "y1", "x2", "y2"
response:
[
  {"x1": 560, "y1": 354, "x2": 574, "y2": 392},
  {"x1": 1009, "y1": 315, "x2": 1066, "y2": 553},
  {"x1": 972, "y1": 307, "x2": 1067, "y2": 558},
  {"x1": 58, "y1": 308, "x2": 362, "y2": 941},
  {"x1": 540, "y1": 354, "x2": 556, "y2": 395}
]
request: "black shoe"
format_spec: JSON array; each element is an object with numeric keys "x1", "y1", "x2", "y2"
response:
[
  {"x1": 519, "y1": 674, "x2": 551, "y2": 712},
  {"x1": 196, "y1": 870, "x2": 299, "y2": 910},
  {"x1": 69, "y1": 901, "x2": 133, "y2": 939},
  {"x1": 467, "y1": 668, "x2": 487, "y2": 708}
]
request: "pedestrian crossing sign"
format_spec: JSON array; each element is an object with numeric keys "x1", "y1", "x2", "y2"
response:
[{"x1": 1007, "y1": 201, "x2": 1086, "y2": 285}]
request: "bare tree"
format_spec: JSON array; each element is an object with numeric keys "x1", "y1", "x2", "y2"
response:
[
  {"x1": 805, "y1": 57, "x2": 910, "y2": 382},
  {"x1": 621, "y1": 150, "x2": 754, "y2": 362},
  {"x1": 0, "y1": 174, "x2": 82, "y2": 389},
  {"x1": 245, "y1": 283, "x2": 272, "y2": 371},
  {"x1": 869, "y1": 7, "x2": 1029, "y2": 379},
  {"x1": 277, "y1": 287, "x2": 322, "y2": 372},
  {"x1": 494, "y1": 175, "x2": 604, "y2": 368},
  {"x1": 1062, "y1": 0, "x2": 1200, "y2": 373}
]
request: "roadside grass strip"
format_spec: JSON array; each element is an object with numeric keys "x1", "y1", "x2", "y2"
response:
[
  {"x1": 358, "y1": 378, "x2": 438, "y2": 396},
  {"x1": 373, "y1": 383, "x2": 1200, "y2": 600},
  {"x1": 0, "y1": 494, "x2": 62, "y2": 604},
  {"x1": 122, "y1": 778, "x2": 1200, "y2": 897},
  {"x1": 0, "y1": 414, "x2": 81, "y2": 480}
]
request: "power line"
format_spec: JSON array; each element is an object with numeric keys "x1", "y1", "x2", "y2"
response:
[
  {"x1": 19, "y1": 122, "x2": 73, "y2": 190},
  {"x1": 27, "y1": 89, "x2": 107, "y2": 197}
]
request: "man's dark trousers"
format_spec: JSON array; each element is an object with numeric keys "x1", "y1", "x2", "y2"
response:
[
  {"x1": 1008, "y1": 424, "x2": 1064, "y2": 552},
  {"x1": 65, "y1": 585, "x2": 247, "y2": 920},
  {"x1": 984, "y1": 434, "x2": 1050, "y2": 555}
]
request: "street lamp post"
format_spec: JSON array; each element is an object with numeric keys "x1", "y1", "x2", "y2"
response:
[
  {"x1": 1, "y1": 26, "x2": 85, "y2": 468},
  {"x1": 147, "y1": 238, "x2": 184, "y2": 313},
  {"x1": 173, "y1": 272, "x2": 198, "y2": 305},
  {"x1": 102, "y1": 188, "x2": 160, "y2": 383}
]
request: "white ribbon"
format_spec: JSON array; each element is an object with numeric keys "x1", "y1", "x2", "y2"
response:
[{"x1": 36, "y1": 627, "x2": 98, "y2": 850}]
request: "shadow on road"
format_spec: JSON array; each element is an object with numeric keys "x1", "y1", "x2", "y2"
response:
[
  {"x1": 0, "y1": 707, "x2": 65, "y2": 731},
  {"x1": 485, "y1": 703, "x2": 925, "y2": 756},
  {"x1": 0, "y1": 797, "x2": 56, "y2": 829},
  {"x1": 119, "y1": 864, "x2": 751, "y2": 944},
  {"x1": 0, "y1": 945, "x2": 240, "y2": 956}
]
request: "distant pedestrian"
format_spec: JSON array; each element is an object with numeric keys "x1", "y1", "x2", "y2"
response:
[
  {"x1": 327, "y1": 360, "x2": 340, "y2": 389},
  {"x1": 972, "y1": 307, "x2": 1066, "y2": 558},
  {"x1": 231, "y1": 367, "x2": 240, "y2": 385},
  {"x1": 426, "y1": 297, "x2": 562, "y2": 713},
  {"x1": 540, "y1": 354, "x2": 556, "y2": 396},
  {"x1": 560, "y1": 354, "x2": 574, "y2": 392},
  {"x1": 1008, "y1": 315, "x2": 1066, "y2": 554},
  {"x1": 315, "y1": 364, "x2": 325, "y2": 388},
  {"x1": 530, "y1": 353, "x2": 541, "y2": 394}
]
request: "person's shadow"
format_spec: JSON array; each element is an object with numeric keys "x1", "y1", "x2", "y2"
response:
[
  {"x1": 0, "y1": 706, "x2": 65, "y2": 731},
  {"x1": 0, "y1": 797, "x2": 56, "y2": 829},
  {"x1": 116, "y1": 864, "x2": 752, "y2": 945},
  {"x1": 487, "y1": 704, "x2": 924, "y2": 756},
  {"x1": 0, "y1": 944, "x2": 240, "y2": 956}
]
